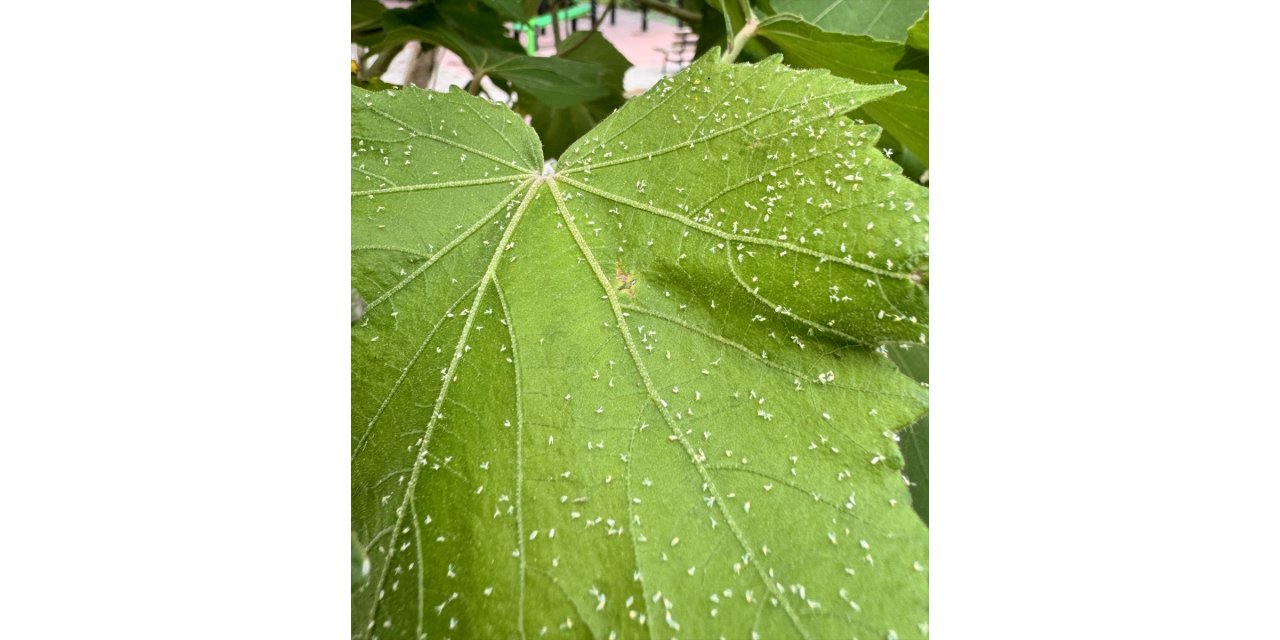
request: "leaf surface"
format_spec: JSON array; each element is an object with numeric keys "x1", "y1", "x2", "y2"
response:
[
  {"x1": 905, "y1": 10, "x2": 928, "y2": 51},
  {"x1": 767, "y1": 0, "x2": 927, "y2": 42},
  {"x1": 756, "y1": 15, "x2": 929, "y2": 164},
  {"x1": 478, "y1": 0, "x2": 528, "y2": 21},
  {"x1": 352, "y1": 0, "x2": 388, "y2": 33},
  {"x1": 352, "y1": 52, "x2": 930, "y2": 640}
]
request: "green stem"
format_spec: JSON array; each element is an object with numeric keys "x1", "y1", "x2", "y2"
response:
[
  {"x1": 550, "y1": 0, "x2": 563, "y2": 47},
  {"x1": 467, "y1": 69, "x2": 486, "y2": 95},
  {"x1": 594, "y1": 0, "x2": 616, "y2": 30},
  {"x1": 558, "y1": 0, "x2": 608, "y2": 57},
  {"x1": 721, "y1": 16, "x2": 758, "y2": 63}
]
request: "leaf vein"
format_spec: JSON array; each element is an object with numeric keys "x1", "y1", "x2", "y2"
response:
[
  {"x1": 561, "y1": 87, "x2": 853, "y2": 175},
  {"x1": 724, "y1": 248, "x2": 866, "y2": 346},
  {"x1": 361, "y1": 183, "x2": 539, "y2": 639},
  {"x1": 365, "y1": 180, "x2": 530, "y2": 312},
  {"x1": 353, "y1": 283, "x2": 480, "y2": 461},
  {"x1": 362, "y1": 102, "x2": 533, "y2": 173},
  {"x1": 492, "y1": 276, "x2": 529, "y2": 640},
  {"x1": 353, "y1": 174, "x2": 528, "y2": 197},
  {"x1": 619, "y1": 303, "x2": 810, "y2": 379},
  {"x1": 559, "y1": 174, "x2": 908, "y2": 280},
  {"x1": 548, "y1": 179, "x2": 813, "y2": 640}
]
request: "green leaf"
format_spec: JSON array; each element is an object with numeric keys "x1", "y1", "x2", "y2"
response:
[
  {"x1": 352, "y1": 0, "x2": 388, "y2": 33},
  {"x1": 692, "y1": 0, "x2": 731, "y2": 57},
  {"x1": 766, "y1": 0, "x2": 927, "y2": 42},
  {"x1": 887, "y1": 344, "x2": 928, "y2": 524},
  {"x1": 898, "y1": 414, "x2": 927, "y2": 523},
  {"x1": 374, "y1": 23, "x2": 612, "y2": 107},
  {"x1": 433, "y1": 0, "x2": 529, "y2": 48},
  {"x1": 478, "y1": 0, "x2": 528, "y2": 21},
  {"x1": 865, "y1": 125, "x2": 927, "y2": 184},
  {"x1": 352, "y1": 52, "x2": 929, "y2": 639},
  {"x1": 905, "y1": 10, "x2": 928, "y2": 51},
  {"x1": 365, "y1": 2, "x2": 519, "y2": 55},
  {"x1": 756, "y1": 14, "x2": 929, "y2": 164},
  {"x1": 517, "y1": 31, "x2": 634, "y2": 159},
  {"x1": 370, "y1": 0, "x2": 610, "y2": 106},
  {"x1": 377, "y1": 1, "x2": 526, "y2": 56},
  {"x1": 896, "y1": 10, "x2": 929, "y2": 74},
  {"x1": 458, "y1": 45, "x2": 613, "y2": 107}
]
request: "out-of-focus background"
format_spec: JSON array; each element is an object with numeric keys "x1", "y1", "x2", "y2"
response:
[{"x1": 363, "y1": 3, "x2": 696, "y2": 100}]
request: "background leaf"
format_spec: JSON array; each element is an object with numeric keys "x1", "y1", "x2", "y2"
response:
[
  {"x1": 767, "y1": 0, "x2": 927, "y2": 42},
  {"x1": 477, "y1": 0, "x2": 529, "y2": 21},
  {"x1": 517, "y1": 31, "x2": 634, "y2": 159},
  {"x1": 871, "y1": 127, "x2": 928, "y2": 184},
  {"x1": 905, "y1": 10, "x2": 928, "y2": 51},
  {"x1": 352, "y1": 52, "x2": 929, "y2": 639},
  {"x1": 896, "y1": 10, "x2": 929, "y2": 74},
  {"x1": 458, "y1": 45, "x2": 613, "y2": 106},
  {"x1": 359, "y1": 0, "x2": 612, "y2": 107},
  {"x1": 352, "y1": 0, "x2": 388, "y2": 34},
  {"x1": 692, "y1": 0, "x2": 732, "y2": 57},
  {"x1": 887, "y1": 343, "x2": 928, "y2": 524}
]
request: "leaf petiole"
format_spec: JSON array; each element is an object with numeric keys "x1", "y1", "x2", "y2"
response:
[{"x1": 721, "y1": 15, "x2": 759, "y2": 63}]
